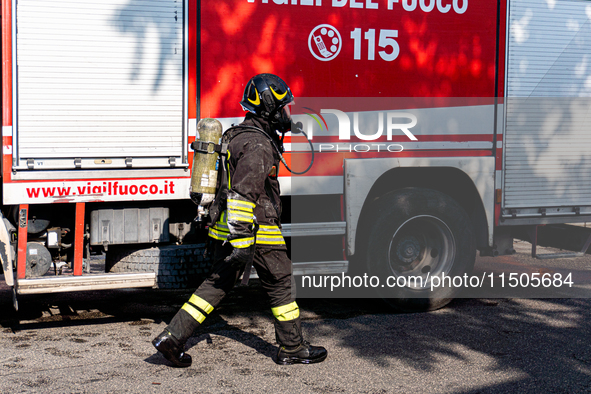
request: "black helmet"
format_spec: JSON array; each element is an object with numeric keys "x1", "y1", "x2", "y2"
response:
[{"x1": 240, "y1": 74, "x2": 294, "y2": 122}]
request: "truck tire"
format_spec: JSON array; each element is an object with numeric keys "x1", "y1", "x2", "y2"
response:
[
  {"x1": 105, "y1": 244, "x2": 211, "y2": 289},
  {"x1": 365, "y1": 188, "x2": 476, "y2": 312}
]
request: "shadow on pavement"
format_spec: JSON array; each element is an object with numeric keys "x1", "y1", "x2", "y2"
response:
[{"x1": 2, "y1": 275, "x2": 591, "y2": 392}]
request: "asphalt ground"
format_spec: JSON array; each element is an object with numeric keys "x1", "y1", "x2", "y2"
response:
[{"x1": 1, "y1": 241, "x2": 591, "y2": 393}]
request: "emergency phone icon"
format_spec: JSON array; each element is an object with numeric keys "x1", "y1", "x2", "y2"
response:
[{"x1": 308, "y1": 24, "x2": 342, "y2": 61}]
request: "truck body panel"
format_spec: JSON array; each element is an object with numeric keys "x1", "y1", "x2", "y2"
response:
[
  {"x1": 3, "y1": 0, "x2": 196, "y2": 206},
  {"x1": 1, "y1": 0, "x2": 590, "y2": 302},
  {"x1": 13, "y1": 0, "x2": 188, "y2": 171},
  {"x1": 344, "y1": 156, "x2": 496, "y2": 255}
]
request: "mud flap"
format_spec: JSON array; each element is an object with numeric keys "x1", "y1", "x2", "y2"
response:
[{"x1": 0, "y1": 213, "x2": 14, "y2": 287}]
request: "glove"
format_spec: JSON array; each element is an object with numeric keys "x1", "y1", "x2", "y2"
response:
[
  {"x1": 224, "y1": 243, "x2": 255, "y2": 269},
  {"x1": 224, "y1": 222, "x2": 258, "y2": 269}
]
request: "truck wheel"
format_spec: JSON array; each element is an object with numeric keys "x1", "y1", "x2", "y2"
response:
[
  {"x1": 105, "y1": 244, "x2": 211, "y2": 289},
  {"x1": 366, "y1": 188, "x2": 476, "y2": 312}
]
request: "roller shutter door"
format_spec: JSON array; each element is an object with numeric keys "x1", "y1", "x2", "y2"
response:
[
  {"x1": 15, "y1": 0, "x2": 184, "y2": 169},
  {"x1": 504, "y1": 0, "x2": 591, "y2": 212}
]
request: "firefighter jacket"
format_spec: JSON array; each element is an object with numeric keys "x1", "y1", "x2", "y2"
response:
[{"x1": 208, "y1": 114, "x2": 286, "y2": 250}]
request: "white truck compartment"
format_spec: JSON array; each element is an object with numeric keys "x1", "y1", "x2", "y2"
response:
[
  {"x1": 13, "y1": 0, "x2": 187, "y2": 171},
  {"x1": 502, "y1": 0, "x2": 591, "y2": 220}
]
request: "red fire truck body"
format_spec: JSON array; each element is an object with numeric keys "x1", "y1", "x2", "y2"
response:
[{"x1": 2, "y1": 0, "x2": 590, "y2": 310}]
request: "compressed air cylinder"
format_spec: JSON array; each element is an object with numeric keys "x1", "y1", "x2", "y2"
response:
[{"x1": 190, "y1": 118, "x2": 223, "y2": 206}]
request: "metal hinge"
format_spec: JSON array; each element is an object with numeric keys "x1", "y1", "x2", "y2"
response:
[{"x1": 19, "y1": 208, "x2": 27, "y2": 228}]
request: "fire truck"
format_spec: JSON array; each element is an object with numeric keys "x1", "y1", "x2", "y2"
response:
[{"x1": 2, "y1": 0, "x2": 590, "y2": 311}]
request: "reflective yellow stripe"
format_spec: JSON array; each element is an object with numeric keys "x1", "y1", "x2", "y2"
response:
[
  {"x1": 227, "y1": 209, "x2": 254, "y2": 223},
  {"x1": 182, "y1": 303, "x2": 206, "y2": 324},
  {"x1": 248, "y1": 87, "x2": 261, "y2": 105},
  {"x1": 227, "y1": 205, "x2": 254, "y2": 214},
  {"x1": 212, "y1": 222, "x2": 229, "y2": 231},
  {"x1": 272, "y1": 301, "x2": 299, "y2": 321},
  {"x1": 258, "y1": 225, "x2": 284, "y2": 245},
  {"x1": 213, "y1": 212, "x2": 229, "y2": 230},
  {"x1": 227, "y1": 209, "x2": 252, "y2": 217},
  {"x1": 272, "y1": 301, "x2": 299, "y2": 316},
  {"x1": 229, "y1": 237, "x2": 255, "y2": 248},
  {"x1": 208, "y1": 227, "x2": 229, "y2": 240},
  {"x1": 227, "y1": 199, "x2": 255, "y2": 211},
  {"x1": 226, "y1": 151, "x2": 232, "y2": 189},
  {"x1": 189, "y1": 295, "x2": 214, "y2": 314},
  {"x1": 208, "y1": 210, "x2": 230, "y2": 240},
  {"x1": 209, "y1": 210, "x2": 284, "y2": 245},
  {"x1": 270, "y1": 86, "x2": 288, "y2": 101},
  {"x1": 256, "y1": 235, "x2": 286, "y2": 245},
  {"x1": 258, "y1": 225, "x2": 282, "y2": 235},
  {"x1": 257, "y1": 224, "x2": 284, "y2": 245},
  {"x1": 212, "y1": 222, "x2": 229, "y2": 232},
  {"x1": 257, "y1": 234, "x2": 284, "y2": 239}
]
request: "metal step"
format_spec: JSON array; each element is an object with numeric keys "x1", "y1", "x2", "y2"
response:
[
  {"x1": 536, "y1": 252, "x2": 588, "y2": 259},
  {"x1": 281, "y1": 222, "x2": 346, "y2": 237},
  {"x1": 530, "y1": 225, "x2": 591, "y2": 260},
  {"x1": 247, "y1": 260, "x2": 348, "y2": 279},
  {"x1": 16, "y1": 272, "x2": 156, "y2": 295},
  {"x1": 293, "y1": 261, "x2": 348, "y2": 276}
]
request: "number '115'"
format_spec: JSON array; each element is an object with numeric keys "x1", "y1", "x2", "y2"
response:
[{"x1": 351, "y1": 28, "x2": 400, "y2": 61}]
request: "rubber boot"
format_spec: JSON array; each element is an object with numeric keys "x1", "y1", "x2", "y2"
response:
[
  {"x1": 152, "y1": 309, "x2": 199, "y2": 368},
  {"x1": 276, "y1": 341, "x2": 328, "y2": 365},
  {"x1": 273, "y1": 317, "x2": 327, "y2": 365},
  {"x1": 152, "y1": 330, "x2": 192, "y2": 368},
  {"x1": 274, "y1": 317, "x2": 303, "y2": 347}
]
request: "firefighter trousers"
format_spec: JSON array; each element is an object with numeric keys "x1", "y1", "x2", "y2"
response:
[{"x1": 167, "y1": 241, "x2": 303, "y2": 347}]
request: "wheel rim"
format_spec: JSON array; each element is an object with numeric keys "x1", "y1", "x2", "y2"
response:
[{"x1": 386, "y1": 215, "x2": 456, "y2": 290}]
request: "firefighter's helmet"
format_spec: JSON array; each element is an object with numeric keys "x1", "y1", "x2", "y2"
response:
[{"x1": 240, "y1": 74, "x2": 294, "y2": 123}]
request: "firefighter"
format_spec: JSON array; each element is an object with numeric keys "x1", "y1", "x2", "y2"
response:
[{"x1": 152, "y1": 74, "x2": 327, "y2": 367}]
